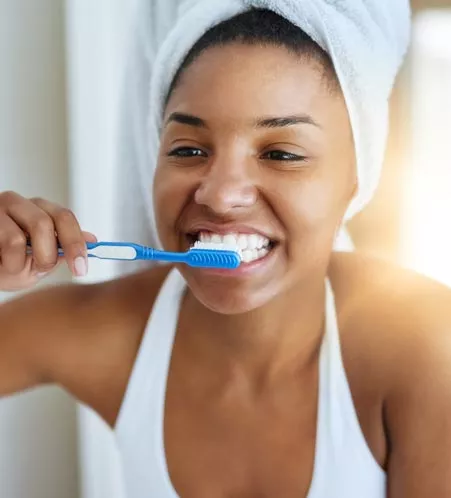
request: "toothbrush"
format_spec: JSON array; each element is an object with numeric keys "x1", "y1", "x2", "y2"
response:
[{"x1": 27, "y1": 241, "x2": 242, "y2": 270}]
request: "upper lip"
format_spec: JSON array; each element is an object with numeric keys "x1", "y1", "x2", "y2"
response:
[{"x1": 185, "y1": 221, "x2": 279, "y2": 241}]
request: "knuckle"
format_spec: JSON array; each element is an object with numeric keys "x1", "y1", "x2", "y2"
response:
[
  {"x1": 55, "y1": 207, "x2": 77, "y2": 225},
  {"x1": 0, "y1": 190, "x2": 19, "y2": 206},
  {"x1": 31, "y1": 215, "x2": 54, "y2": 235},
  {"x1": 29, "y1": 196, "x2": 45, "y2": 205},
  {"x1": 5, "y1": 231, "x2": 27, "y2": 249}
]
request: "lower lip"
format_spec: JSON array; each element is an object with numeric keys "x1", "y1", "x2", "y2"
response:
[{"x1": 196, "y1": 245, "x2": 277, "y2": 277}]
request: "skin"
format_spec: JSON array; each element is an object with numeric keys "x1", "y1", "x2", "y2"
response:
[
  {"x1": 155, "y1": 44, "x2": 356, "y2": 315},
  {"x1": 1, "y1": 43, "x2": 451, "y2": 497}
]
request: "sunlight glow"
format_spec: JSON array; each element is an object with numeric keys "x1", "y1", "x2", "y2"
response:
[{"x1": 400, "y1": 10, "x2": 451, "y2": 286}]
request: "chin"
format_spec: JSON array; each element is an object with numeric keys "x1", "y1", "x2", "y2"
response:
[
  {"x1": 184, "y1": 274, "x2": 282, "y2": 315},
  {"x1": 194, "y1": 292, "x2": 269, "y2": 315}
]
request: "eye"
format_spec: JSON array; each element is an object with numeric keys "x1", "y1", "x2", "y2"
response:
[
  {"x1": 167, "y1": 147, "x2": 208, "y2": 158},
  {"x1": 262, "y1": 150, "x2": 306, "y2": 162}
]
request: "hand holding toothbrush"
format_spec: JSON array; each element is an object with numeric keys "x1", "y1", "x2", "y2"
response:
[
  {"x1": 0, "y1": 192, "x2": 100, "y2": 290},
  {"x1": 0, "y1": 191, "x2": 241, "y2": 292}
]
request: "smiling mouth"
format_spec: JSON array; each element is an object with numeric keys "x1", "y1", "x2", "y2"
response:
[{"x1": 187, "y1": 231, "x2": 278, "y2": 264}]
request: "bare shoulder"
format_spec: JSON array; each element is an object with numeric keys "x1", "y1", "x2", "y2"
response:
[
  {"x1": 329, "y1": 251, "x2": 451, "y2": 375},
  {"x1": 330, "y1": 251, "x2": 451, "y2": 488},
  {"x1": 0, "y1": 264, "x2": 172, "y2": 426}
]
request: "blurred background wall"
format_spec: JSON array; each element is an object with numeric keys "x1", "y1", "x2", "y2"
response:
[
  {"x1": 0, "y1": 1, "x2": 451, "y2": 497},
  {"x1": 349, "y1": 0, "x2": 451, "y2": 280},
  {"x1": 0, "y1": 1, "x2": 79, "y2": 498}
]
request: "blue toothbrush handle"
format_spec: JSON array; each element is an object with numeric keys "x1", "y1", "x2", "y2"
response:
[
  {"x1": 26, "y1": 241, "x2": 147, "y2": 260},
  {"x1": 26, "y1": 241, "x2": 240, "y2": 269},
  {"x1": 26, "y1": 241, "x2": 161, "y2": 260}
]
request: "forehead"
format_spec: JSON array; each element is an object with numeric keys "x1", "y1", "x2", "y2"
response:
[{"x1": 165, "y1": 43, "x2": 343, "y2": 126}]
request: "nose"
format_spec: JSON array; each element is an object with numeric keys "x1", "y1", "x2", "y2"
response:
[{"x1": 194, "y1": 157, "x2": 258, "y2": 215}]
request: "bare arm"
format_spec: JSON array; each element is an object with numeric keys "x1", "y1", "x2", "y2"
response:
[
  {"x1": 0, "y1": 189, "x2": 99, "y2": 396},
  {"x1": 0, "y1": 190, "x2": 165, "y2": 426},
  {"x1": 386, "y1": 288, "x2": 451, "y2": 496},
  {"x1": 0, "y1": 284, "x2": 94, "y2": 396},
  {"x1": 0, "y1": 266, "x2": 168, "y2": 428}
]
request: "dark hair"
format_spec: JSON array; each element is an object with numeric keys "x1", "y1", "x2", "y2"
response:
[{"x1": 165, "y1": 8, "x2": 339, "y2": 106}]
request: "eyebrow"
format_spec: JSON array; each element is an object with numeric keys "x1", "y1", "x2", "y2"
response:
[
  {"x1": 164, "y1": 112, "x2": 321, "y2": 130},
  {"x1": 255, "y1": 115, "x2": 321, "y2": 129},
  {"x1": 165, "y1": 112, "x2": 208, "y2": 129}
]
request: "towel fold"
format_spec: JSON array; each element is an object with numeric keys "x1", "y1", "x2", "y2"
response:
[{"x1": 115, "y1": 0, "x2": 411, "y2": 261}]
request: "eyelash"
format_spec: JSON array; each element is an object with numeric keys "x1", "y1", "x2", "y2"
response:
[
  {"x1": 167, "y1": 147, "x2": 207, "y2": 158},
  {"x1": 167, "y1": 147, "x2": 306, "y2": 162},
  {"x1": 263, "y1": 150, "x2": 305, "y2": 162}
]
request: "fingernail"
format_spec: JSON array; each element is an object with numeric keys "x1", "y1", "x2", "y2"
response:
[
  {"x1": 74, "y1": 256, "x2": 87, "y2": 277},
  {"x1": 37, "y1": 272, "x2": 49, "y2": 279}
]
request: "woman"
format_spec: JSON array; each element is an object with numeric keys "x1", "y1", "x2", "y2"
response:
[{"x1": 1, "y1": 5, "x2": 451, "y2": 498}]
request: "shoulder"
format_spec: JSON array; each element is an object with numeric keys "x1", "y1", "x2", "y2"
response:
[
  {"x1": 330, "y1": 251, "x2": 451, "y2": 359},
  {"x1": 330, "y1": 252, "x2": 451, "y2": 485},
  {"x1": 330, "y1": 251, "x2": 451, "y2": 383}
]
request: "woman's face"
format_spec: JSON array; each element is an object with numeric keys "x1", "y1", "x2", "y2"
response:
[{"x1": 154, "y1": 43, "x2": 356, "y2": 314}]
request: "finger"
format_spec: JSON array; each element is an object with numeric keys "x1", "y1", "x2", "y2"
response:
[
  {"x1": 0, "y1": 213, "x2": 27, "y2": 274},
  {"x1": 82, "y1": 231, "x2": 98, "y2": 243},
  {"x1": 0, "y1": 190, "x2": 25, "y2": 209},
  {"x1": 30, "y1": 256, "x2": 63, "y2": 278},
  {"x1": 6, "y1": 198, "x2": 58, "y2": 272},
  {"x1": 31, "y1": 198, "x2": 88, "y2": 277}
]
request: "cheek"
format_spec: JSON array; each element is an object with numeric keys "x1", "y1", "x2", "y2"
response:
[
  {"x1": 299, "y1": 182, "x2": 341, "y2": 224},
  {"x1": 272, "y1": 173, "x2": 345, "y2": 233},
  {"x1": 153, "y1": 165, "x2": 188, "y2": 237},
  {"x1": 154, "y1": 166, "x2": 175, "y2": 207}
]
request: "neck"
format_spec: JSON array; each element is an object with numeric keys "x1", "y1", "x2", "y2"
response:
[{"x1": 181, "y1": 275, "x2": 326, "y2": 385}]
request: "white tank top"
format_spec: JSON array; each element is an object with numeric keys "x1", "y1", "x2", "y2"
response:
[{"x1": 115, "y1": 268, "x2": 386, "y2": 497}]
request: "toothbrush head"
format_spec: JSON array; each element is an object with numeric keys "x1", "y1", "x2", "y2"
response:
[{"x1": 186, "y1": 242, "x2": 242, "y2": 269}]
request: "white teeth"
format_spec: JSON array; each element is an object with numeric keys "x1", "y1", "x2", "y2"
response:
[
  {"x1": 241, "y1": 250, "x2": 254, "y2": 263},
  {"x1": 197, "y1": 232, "x2": 271, "y2": 254},
  {"x1": 211, "y1": 233, "x2": 222, "y2": 244},
  {"x1": 237, "y1": 234, "x2": 248, "y2": 250},
  {"x1": 223, "y1": 234, "x2": 237, "y2": 246},
  {"x1": 196, "y1": 231, "x2": 272, "y2": 264},
  {"x1": 248, "y1": 234, "x2": 259, "y2": 250}
]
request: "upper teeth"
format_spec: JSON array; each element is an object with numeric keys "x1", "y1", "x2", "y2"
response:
[
  {"x1": 197, "y1": 232, "x2": 271, "y2": 264},
  {"x1": 198, "y1": 232, "x2": 270, "y2": 251}
]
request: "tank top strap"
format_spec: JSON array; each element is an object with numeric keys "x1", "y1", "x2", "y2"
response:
[
  {"x1": 115, "y1": 267, "x2": 185, "y2": 443},
  {"x1": 115, "y1": 271, "x2": 386, "y2": 498},
  {"x1": 308, "y1": 279, "x2": 385, "y2": 497}
]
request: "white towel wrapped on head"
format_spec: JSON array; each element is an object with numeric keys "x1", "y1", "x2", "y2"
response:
[{"x1": 114, "y1": 0, "x2": 411, "y2": 261}]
